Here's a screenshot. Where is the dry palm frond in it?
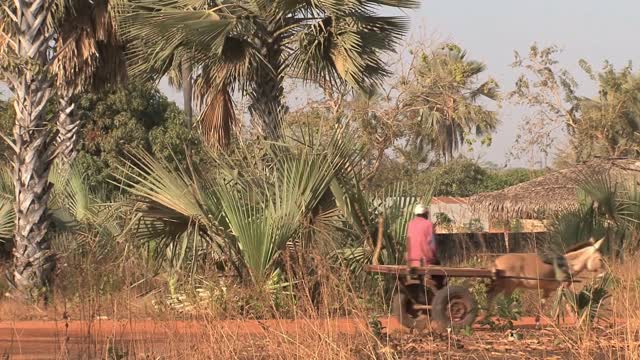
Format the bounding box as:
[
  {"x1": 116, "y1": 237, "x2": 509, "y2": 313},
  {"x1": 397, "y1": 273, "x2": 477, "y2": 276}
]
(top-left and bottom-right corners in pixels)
[
  {"x1": 53, "y1": 0, "x2": 127, "y2": 95},
  {"x1": 199, "y1": 88, "x2": 236, "y2": 151}
]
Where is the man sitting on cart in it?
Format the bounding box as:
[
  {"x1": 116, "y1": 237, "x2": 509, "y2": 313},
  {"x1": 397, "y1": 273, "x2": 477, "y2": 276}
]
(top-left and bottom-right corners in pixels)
[{"x1": 407, "y1": 204, "x2": 445, "y2": 288}]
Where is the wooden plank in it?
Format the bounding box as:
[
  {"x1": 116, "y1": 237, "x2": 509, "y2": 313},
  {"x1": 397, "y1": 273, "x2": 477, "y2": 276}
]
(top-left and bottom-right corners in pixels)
[
  {"x1": 364, "y1": 265, "x2": 582, "y2": 283},
  {"x1": 365, "y1": 265, "x2": 494, "y2": 278}
]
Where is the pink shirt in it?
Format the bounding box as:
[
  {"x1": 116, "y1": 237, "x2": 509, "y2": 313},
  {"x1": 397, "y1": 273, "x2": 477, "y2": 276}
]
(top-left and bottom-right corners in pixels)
[{"x1": 406, "y1": 217, "x2": 436, "y2": 267}]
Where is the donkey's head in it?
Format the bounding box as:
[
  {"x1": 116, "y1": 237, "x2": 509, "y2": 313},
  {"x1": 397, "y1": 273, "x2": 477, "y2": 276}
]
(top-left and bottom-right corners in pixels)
[{"x1": 563, "y1": 237, "x2": 605, "y2": 274}]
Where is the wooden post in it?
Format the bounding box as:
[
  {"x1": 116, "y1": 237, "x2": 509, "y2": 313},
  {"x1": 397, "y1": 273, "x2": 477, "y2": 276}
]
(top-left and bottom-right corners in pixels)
[
  {"x1": 372, "y1": 215, "x2": 384, "y2": 265},
  {"x1": 504, "y1": 232, "x2": 510, "y2": 253}
]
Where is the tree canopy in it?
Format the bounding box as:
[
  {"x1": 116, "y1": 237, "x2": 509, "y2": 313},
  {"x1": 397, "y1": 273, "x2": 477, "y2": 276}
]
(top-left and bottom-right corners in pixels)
[{"x1": 510, "y1": 44, "x2": 640, "y2": 163}]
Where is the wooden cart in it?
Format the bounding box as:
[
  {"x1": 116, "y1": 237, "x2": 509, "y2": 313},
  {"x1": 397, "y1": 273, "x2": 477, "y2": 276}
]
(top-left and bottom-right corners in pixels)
[
  {"x1": 365, "y1": 216, "x2": 575, "y2": 330},
  {"x1": 365, "y1": 264, "x2": 494, "y2": 329}
]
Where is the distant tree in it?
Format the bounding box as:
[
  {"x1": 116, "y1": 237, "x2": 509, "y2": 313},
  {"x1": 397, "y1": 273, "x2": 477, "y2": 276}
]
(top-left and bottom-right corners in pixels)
[
  {"x1": 287, "y1": 42, "x2": 502, "y2": 188},
  {"x1": 480, "y1": 168, "x2": 545, "y2": 193},
  {"x1": 424, "y1": 158, "x2": 488, "y2": 197},
  {"x1": 510, "y1": 43, "x2": 640, "y2": 163},
  {"x1": 403, "y1": 158, "x2": 544, "y2": 198},
  {"x1": 399, "y1": 44, "x2": 500, "y2": 162},
  {"x1": 574, "y1": 62, "x2": 640, "y2": 159},
  {"x1": 0, "y1": 84, "x2": 201, "y2": 197},
  {"x1": 74, "y1": 83, "x2": 204, "y2": 194},
  {"x1": 509, "y1": 44, "x2": 579, "y2": 163}
]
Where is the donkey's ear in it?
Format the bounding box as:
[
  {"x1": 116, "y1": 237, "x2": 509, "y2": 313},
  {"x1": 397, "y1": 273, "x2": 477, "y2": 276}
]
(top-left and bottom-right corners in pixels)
[{"x1": 593, "y1": 237, "x2": 605, "y2": 250}]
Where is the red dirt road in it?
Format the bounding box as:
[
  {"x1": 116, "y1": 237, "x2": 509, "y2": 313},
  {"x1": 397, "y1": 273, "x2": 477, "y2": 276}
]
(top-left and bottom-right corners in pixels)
[{"x1": 0, "y1": 316, "x2": 576, "y2": 359}]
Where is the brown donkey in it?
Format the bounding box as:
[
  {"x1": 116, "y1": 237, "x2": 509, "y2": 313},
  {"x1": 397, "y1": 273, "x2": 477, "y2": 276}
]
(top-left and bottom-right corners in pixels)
[{"x1": 485, "y1": 238, "x2": 605, "y2": 327}]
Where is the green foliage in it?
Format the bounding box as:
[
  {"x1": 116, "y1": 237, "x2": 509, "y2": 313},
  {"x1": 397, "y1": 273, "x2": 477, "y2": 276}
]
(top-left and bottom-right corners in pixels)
[
  {"x1": 481, "y1": 168, "x2": 545, "y2": 192},
  {"x1": 117, "y1": 126, "x2": 366, "y2": 287},
  {"x1": 421, "y1": 158, "x2": 488, "y2": 197},
  {"x1": 74, "y1": 83, "x2": 204, "y2": 196},
  {"x1": 0, "y1": 168, "x2": 13, "y2": 241},
  {"x1": 511, "y1": 43, "x2": 640, "y2": 162},
  {"x1": 495, "y1": 291, "x2": 523, "y2": 320},
  {"x1": 547, "y1": 172, "x2": 640, "y2": 256},
  {"x1": 0, "y1": 100, "x2": 11, "y2": 163},
  {"x1": 554, "y1": 273, "x2": 614, "y2": 328},
  {"x1": 399, "y1": 44, "x2": 500, "y2": 161},
  {"x1": 411, "y1": 158, "x2": 544, "y2": 197}
]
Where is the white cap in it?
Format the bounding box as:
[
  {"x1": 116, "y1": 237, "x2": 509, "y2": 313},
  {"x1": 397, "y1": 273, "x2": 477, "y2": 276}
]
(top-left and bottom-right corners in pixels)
[{"x1": 413, "y1": 203, "x2": 428, "y2": 215}]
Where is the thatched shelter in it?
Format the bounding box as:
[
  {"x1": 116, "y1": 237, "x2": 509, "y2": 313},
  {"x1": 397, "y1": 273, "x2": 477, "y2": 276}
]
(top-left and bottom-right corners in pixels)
[{"x1": 470, "y1": 158, "x2": 640, "y2": 219}]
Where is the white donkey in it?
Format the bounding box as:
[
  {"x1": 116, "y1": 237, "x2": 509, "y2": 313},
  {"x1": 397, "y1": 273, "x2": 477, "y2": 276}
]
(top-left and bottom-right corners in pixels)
[{"x1": 485, "y1": 238, "x2": 605, "y2": 327}]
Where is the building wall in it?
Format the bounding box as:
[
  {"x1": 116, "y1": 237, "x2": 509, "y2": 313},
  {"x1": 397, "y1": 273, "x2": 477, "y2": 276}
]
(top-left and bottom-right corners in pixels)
[{"x1": 430, "y1": 197, "x2": 547, "y2": 234}]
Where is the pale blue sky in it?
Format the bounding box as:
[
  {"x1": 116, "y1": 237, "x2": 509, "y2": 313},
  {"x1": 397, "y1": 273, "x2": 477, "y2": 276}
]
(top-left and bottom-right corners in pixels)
[{"x1": 405, "y1": 0, "x2": 640, "y2": 167}]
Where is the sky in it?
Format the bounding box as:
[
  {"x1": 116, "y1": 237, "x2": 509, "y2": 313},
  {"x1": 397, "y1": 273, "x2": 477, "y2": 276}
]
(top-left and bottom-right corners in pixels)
[
  {"x1": 403, "y1": 0, "x2": 640, "y2": 167},
  {"x1": 3, "y1": 0, "x2": 640, "y2": 167}
]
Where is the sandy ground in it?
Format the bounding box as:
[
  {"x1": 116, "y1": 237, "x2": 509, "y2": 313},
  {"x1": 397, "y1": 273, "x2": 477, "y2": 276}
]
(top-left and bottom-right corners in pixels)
[{"x1": 0, "y1": 316, "x2": 578, "y2": 359}]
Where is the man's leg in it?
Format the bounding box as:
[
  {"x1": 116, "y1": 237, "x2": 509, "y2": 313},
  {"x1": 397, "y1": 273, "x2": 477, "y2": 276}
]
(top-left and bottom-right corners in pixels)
[{"x1": 430, "y1": 258, "x2": 446, "y2": 289}]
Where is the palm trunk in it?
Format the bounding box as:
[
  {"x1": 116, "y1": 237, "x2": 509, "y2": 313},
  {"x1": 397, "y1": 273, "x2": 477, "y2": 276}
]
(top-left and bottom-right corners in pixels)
[
  {"x1": 4, "y1": 0, "x2": 57, "y2": 302},
  {"x1": 182, "y1": 58, "x2": 193, "y2": 128},
  {"x1": 56, "y1": 94, "x2": 79, "y2": 169},
  {"x1": 248, "y1": 33, "x2": 286, "y2": 140}
]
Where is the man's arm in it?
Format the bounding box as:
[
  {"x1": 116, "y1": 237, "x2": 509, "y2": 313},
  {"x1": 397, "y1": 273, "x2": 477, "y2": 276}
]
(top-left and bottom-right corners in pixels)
[{"x1": 429, "y1": 224, "x2": 436, "y2": 254}]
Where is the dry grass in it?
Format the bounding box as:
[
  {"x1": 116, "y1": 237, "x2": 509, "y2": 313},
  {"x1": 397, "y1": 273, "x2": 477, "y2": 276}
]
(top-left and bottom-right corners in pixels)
[{"x1": 1, "y1": 255, "x2": 640, "y2": 359}]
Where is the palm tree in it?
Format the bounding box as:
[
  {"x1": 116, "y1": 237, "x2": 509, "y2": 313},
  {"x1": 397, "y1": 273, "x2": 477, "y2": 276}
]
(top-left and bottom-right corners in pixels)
[
  {"x1": 116, "y1": 126, "x2": 363, "y2": 287},
  {"x1": 572, "y1": 63, "x2": 640, "y2": 160},
  {"x1": 53, "y1": 0, "x2": 127, "y2": 168},
  {"x1": 166, "y1": 55, "x2": 194, "y2": 128},
  {"x1": 0, "y1": 0, "x2": 59, "y2": 300},
  {"x1": 400, "y1": 44, "x2": 500, "y2": 162},
  {"x1": 117, "y1": 0, "x2": 418, "y2": 142}
]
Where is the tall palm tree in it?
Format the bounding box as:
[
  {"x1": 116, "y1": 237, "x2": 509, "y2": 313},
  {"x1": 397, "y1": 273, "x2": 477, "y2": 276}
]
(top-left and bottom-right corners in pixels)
[
  {"x1": 166, "y1": 56, "x2": 194, "y2": 128},
  {"x1": 0, "y1": 0, "x2": 60, "y2": 300},
  {"x1": 53, "y1": 0, "x2": 127, "y2": 168},
  {"x1": 117, "y1": 0, "x2": 418, "y2": 142},
  {"x1": 400, "y1": 44, "x2": 500, "y2": 162}
]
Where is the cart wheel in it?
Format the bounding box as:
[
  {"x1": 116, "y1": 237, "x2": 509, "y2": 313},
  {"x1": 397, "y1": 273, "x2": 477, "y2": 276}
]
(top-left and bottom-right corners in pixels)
[
  {"x1": 431, "y1": 285, "x2": 478, "y2": 329},
  {"x1": 392, "y1": 284, "x2": 432, "y2": 329}
]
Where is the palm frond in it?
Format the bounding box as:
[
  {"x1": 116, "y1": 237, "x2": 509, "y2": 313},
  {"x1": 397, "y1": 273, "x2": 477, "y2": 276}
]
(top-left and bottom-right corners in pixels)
[
  {"x1": 575, "y1": 171, "x2": 618, "y2": 221},
  {"x1": 0, "y1": 200, "x2": 14, "y2": 240},
  {"x1": 119, "y1": 2, "x2": 239, "y2": 79},
  {"x1": 115, "y1": 149, "x2": 206, "y2": 221},
  {"x1": 198, "y1": 87, "x2": 236, "y2": 150},
  {"x1": 0, "y1": 166, "x2": 14, "y2": 240},
  {"x1": 53, "y1": 0, "x2": 127, "y2": 94}
]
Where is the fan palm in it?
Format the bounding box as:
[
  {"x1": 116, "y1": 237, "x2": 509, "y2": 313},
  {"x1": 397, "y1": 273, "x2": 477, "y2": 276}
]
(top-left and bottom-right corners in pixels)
[
  {"x1": 0, "y1": 168, "x2": 14, "y2": 242},
  {"x1": 116, "y1": 126, "x2": 363, "y2": 286},
  {"x1": 117, "y1": 0, "x2": 418, "y2": 144},
  {"x1": 331, "y1": 182, "x2": 433, "y2": 271},
  {"x1": 547, "y1": 170, "x2": 640, "y2": 258},
  {"x1": 400, "y1": 44, "x2": 500, "y2": 161},
  {"x1": 52, "y1": 0, "x2": 127, "y2": 168}
]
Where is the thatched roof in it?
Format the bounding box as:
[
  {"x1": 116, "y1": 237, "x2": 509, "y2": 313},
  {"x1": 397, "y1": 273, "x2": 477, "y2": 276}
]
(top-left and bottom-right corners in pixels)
[{"x1": 470, "y1": 158, "x2": 640, "y2": 219}]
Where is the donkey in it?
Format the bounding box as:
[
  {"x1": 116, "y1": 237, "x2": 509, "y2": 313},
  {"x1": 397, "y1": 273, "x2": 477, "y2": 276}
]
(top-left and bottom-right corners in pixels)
[{"x1": 484, "y1": 238, "x2": 605, "y2": 327}]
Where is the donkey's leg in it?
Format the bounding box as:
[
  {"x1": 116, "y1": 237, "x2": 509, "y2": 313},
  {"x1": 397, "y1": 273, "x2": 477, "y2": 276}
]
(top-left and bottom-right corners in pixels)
[
  {"x1": 483, "y1": 279, "x2": 504, "y2": 322},
  {"x1": 535, "y1": 288, "x2": 553, "y2": 329}
]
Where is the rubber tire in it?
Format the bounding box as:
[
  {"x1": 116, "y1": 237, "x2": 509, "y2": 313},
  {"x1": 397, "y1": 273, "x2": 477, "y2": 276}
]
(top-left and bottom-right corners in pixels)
[
  {"x1": 431, "y1": 285, "x2": 478, "y2": 329},
  {"x1": 391, "y1": 283, "x2": 431, "y2": 329}
]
